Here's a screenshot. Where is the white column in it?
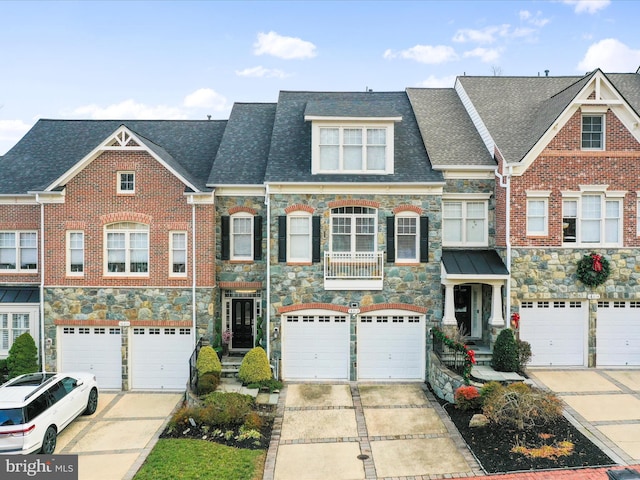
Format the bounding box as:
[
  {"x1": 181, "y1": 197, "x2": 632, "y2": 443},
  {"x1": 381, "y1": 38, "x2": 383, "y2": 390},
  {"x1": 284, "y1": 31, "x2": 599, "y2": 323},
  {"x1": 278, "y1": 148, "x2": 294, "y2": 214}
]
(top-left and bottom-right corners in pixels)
[
  {"x1": 489, "y1": 282, "x2": 505, "y2": 327},
  {"x1": 443, "y1": 283, "x2": 457, "y2": 326}
]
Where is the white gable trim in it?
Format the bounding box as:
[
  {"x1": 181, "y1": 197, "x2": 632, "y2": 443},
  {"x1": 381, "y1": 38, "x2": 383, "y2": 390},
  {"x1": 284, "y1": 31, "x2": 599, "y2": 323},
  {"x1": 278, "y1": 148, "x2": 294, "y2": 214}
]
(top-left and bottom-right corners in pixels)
[
  {"x1": 44, "y1": 125, "x2": 200, "y2": 192},
  {"x1": 455, "y1": 78, "x2": 495, "y2": 157},
  {"x1": 514, "y1": 70, "x2": 640, "y2": 175}
]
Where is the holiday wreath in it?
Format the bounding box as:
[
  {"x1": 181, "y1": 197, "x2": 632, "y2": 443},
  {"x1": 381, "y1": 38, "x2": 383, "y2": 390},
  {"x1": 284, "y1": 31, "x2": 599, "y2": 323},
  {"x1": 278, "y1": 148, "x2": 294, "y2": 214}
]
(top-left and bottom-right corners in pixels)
[{"x1": 576, "y1": 252, "x2": 610, "y2": 287}]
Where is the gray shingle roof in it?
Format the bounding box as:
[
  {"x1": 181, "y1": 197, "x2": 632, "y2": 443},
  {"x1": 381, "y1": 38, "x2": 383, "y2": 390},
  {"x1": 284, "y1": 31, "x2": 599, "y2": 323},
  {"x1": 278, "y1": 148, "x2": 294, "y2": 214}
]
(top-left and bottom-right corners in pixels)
[
  {"x1": 0, "y1": 119, "x2": 226, "y2": 194},
  {"x1": 207, "y1": 103, "x2": 276, "y2": 185},
  {"x1": 406, "y1": 88, "x2": 495, "y2": 168},
  {"x1": 264, "y1": 91, "x2": 443, "y2": 183}
]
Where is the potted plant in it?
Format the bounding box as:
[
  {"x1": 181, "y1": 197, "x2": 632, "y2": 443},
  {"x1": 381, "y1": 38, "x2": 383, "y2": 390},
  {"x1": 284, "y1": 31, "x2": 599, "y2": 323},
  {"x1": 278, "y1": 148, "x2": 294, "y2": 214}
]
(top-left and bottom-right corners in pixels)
[{"x1": 222, "y1": 329, "x2": 232, "y2": 356}]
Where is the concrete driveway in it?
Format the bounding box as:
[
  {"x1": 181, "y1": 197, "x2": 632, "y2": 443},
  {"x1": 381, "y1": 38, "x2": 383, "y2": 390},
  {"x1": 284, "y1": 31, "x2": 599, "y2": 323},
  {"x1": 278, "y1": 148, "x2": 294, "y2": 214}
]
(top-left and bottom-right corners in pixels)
[
  {"x1": 263, "y1": 383, "x2": 483, "y2": 480},
  {"x1": 530, "y1": 369, "x2": 640, "y2": 467},
  {"x1": 54, "y1": 391, "x2": 183, "y2": 480}
]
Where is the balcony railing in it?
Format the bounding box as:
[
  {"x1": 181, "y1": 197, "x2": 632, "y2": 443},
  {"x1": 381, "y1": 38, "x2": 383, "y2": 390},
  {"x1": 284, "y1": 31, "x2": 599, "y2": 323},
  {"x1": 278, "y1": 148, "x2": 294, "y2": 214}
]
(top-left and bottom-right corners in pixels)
[{"x1": 324, "y1": 251, "x2": 384, "y2": 290}]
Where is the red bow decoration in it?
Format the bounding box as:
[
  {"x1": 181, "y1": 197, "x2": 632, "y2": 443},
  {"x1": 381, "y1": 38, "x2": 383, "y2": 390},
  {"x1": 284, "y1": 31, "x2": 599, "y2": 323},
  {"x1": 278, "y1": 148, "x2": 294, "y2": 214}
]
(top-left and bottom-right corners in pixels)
[
  {"x1": 467, "y1": 349, "x2": 476, "y2": 364},
  {"x1": 511, "y1": 312, "x2": 520, "y2": 330},
  {"x1": 591, "y1": 253, "x2": 603, "y2": 272}
]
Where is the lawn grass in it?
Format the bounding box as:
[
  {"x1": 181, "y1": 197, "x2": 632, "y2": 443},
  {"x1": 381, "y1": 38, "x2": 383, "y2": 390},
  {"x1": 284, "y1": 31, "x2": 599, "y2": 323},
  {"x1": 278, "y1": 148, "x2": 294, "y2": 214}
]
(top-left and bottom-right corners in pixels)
[{"x1": 133, "y1": 438, "x2": 265, "y2": 480}]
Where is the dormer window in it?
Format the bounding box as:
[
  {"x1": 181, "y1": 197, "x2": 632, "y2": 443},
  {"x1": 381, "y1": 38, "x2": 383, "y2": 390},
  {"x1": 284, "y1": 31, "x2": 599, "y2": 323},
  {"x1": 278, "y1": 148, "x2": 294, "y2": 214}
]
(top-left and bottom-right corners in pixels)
[{"x1": 311, "y1": 122, "x2": 396, "y2": 174}]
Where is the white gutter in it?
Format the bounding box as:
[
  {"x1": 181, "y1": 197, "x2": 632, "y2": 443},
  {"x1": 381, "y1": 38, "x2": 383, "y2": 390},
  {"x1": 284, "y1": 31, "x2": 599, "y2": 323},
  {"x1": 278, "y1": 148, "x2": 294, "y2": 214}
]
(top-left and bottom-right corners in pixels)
[
  {"x1": 35, "y1": 195, "x2": 46, "y2": 372},
  {"x1": 265, "y1": 184, "x2": 271, "y2": 361},
  {"x1": 495, "y1": 162, "x2": 513, "y2": 324},
  {"x1": 188, "y1": 196, "x2": 197, "y2": 347}
]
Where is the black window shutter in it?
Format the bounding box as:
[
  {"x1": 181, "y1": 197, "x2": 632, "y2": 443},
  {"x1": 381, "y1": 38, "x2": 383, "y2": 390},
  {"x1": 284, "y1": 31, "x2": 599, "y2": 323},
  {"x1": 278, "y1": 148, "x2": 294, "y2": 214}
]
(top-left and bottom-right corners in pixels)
[
  {"x1": 386, "y1": 216, "x2": 395, "y2": 263},
  {"x1": 254, "y1": 216, "x2": 263, "y2": 260},
  {"x1": 278, "y1": 216, "x2": 287, "y2": 263},
  {"x1": 312, "y1": 216, "x2": 321, "y2": 263},
  {"x1": 420, "y1": 216, "x2": 429, "y2": 263},
  {"x1": 221, "y1": 216, "x2": 230, "y2": 260}
]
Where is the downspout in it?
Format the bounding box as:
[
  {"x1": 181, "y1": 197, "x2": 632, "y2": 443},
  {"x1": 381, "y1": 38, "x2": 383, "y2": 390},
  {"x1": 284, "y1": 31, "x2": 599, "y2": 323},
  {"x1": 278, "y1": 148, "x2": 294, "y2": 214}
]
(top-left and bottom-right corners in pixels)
[
  {"x1": 495, "y1": 163, "x2": 513, "y2": 323},
  {"x1": 264, "y1": 184, "x2": 271, "y2": 361},
  {"x1": 36, "y1": 195, "x2": 46, "y2": 372},
  {"x1": 188, "y1": 195, "x2": 197, "y2": 347}
]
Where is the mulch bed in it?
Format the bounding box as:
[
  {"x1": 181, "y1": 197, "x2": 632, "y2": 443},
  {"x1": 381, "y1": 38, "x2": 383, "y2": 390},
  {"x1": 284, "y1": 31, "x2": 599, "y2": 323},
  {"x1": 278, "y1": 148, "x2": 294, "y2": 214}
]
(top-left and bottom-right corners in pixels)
[{"x1": 443, "y1": 403, "x2": 616, "y2": 474}]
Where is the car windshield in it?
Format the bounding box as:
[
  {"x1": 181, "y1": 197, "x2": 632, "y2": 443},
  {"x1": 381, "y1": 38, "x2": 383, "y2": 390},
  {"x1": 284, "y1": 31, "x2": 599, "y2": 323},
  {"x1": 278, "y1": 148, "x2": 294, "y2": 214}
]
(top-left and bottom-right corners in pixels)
[{"x1": 0, "y1": 408, "x2": 24, "y2": 426}]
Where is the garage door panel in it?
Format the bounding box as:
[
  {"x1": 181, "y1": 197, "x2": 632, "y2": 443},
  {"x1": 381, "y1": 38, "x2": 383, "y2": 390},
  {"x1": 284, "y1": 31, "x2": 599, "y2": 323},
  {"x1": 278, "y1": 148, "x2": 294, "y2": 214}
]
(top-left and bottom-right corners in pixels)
[
  {"x1": 520, "y1": 301, "x2": 586, "y2": 367},
  {"x1": 60, "y1": 327, "x2": 122, "y2": 390},
  {"x1": 358, "y1": 316, "x2": 425, "y2": 381},
  {"x1": 282, "y1": 315, "x2": 349, "y2": 380},
  {"x1": 597, "y1": 301, "x2": 640, "y2": 366},
  {"x1": 131, "y1": 327, "x2": 193, "y2": 390}
]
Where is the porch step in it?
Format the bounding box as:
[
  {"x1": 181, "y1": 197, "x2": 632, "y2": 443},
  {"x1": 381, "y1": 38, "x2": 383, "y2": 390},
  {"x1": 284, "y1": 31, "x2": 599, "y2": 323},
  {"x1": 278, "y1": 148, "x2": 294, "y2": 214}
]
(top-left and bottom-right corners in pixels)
[{"x1": 220, "y1": 355, "x2": 243, "y2": 378}]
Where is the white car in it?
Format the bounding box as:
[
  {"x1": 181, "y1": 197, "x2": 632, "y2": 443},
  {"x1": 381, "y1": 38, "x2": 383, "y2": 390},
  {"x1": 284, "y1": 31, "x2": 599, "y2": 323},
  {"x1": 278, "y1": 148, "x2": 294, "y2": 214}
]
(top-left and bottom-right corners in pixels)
[{"x1": 0, "y1": 372, "x2": 98, "y2": 454}]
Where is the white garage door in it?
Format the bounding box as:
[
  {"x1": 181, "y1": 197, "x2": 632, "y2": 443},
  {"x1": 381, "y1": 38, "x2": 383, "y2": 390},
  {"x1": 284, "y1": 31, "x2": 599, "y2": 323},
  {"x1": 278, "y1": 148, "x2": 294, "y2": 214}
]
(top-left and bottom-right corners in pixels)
[
  {"x1": 131, "y1": 327, "x2": 193, "y2": 390},
  {"x1": 597, "y1": 301, "x2": 640, "y2": 366},
  {"x1": 59, "y1": 326, "x2": 122, "y2": 390},
  {"x1": 282, "y1": 313, "x2": 350, "y2": 381},
  {"x1": 519, "y1": 300, "x2": 586, "y2": 366},
  {"x1": 358, "y1": 314, "x2": 425, "y2": 380}
]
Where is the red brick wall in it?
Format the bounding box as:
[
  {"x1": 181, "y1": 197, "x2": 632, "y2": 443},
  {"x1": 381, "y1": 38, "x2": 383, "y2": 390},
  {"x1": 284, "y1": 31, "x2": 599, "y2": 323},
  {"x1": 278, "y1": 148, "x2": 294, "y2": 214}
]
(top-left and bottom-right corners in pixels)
[
  {"x1": 43, "y1": 150, "x2": 215, "y2": 286},
  {"x1": 511, "y1": 109, "x2": 640, "y2": 247},
  {"x1": 0, "y1": 204, "x2": 41, "y2": 283}
]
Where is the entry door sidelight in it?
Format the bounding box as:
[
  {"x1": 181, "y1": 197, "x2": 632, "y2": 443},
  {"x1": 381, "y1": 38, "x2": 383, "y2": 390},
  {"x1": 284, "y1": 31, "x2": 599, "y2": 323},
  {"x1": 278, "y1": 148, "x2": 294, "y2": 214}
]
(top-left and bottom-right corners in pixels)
[{"x1": 232, "y1": 299, "x2": 254, "y2": 349}]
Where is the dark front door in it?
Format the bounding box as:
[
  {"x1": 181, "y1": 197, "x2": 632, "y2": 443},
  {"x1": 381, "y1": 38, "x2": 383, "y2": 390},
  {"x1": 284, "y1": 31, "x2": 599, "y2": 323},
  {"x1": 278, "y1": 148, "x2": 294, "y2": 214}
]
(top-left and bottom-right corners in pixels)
[
  {"x1": 454, "y1": 285, "x2": 471, "y2": 336},
  {"x1": 232, "y1": 299, "x2": 254, "y2": 349}
]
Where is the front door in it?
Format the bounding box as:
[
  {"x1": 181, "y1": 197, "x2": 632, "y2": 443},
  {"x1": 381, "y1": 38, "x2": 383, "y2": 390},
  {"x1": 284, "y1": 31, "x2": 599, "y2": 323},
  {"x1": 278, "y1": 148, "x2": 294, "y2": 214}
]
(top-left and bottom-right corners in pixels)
[
  {"x1": 231, "y1": 299, "x2": 254, "y2": 349},
  {"x1": 454, "y1": 285, "x2": 471, "y2": 336}
]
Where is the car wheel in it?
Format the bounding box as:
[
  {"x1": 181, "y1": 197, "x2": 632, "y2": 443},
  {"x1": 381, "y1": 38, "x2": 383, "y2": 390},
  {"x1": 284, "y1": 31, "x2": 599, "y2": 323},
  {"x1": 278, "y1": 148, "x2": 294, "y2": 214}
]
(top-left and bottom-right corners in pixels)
[
  {"x1": 83, "y1": 388, "x2": 98, "y2": 415},
  {"x1": 40, "y1": 426, "x2": 57, "y2": 454}
]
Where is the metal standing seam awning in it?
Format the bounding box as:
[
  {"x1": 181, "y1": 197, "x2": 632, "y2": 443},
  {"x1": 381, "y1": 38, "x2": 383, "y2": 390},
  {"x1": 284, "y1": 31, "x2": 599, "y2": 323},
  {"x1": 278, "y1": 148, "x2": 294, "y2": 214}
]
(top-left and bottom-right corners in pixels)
[
  {"x1": 441, "y1": 250, "x2": 509, "y2": 280},
  {"x1": 0, "y1": 287, "x2": 40, "y2": 303}
]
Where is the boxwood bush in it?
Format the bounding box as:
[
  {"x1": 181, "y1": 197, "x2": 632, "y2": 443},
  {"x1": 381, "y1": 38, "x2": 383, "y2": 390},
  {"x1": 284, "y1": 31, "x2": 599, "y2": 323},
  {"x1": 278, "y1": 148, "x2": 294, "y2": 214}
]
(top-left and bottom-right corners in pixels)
[{"x1": 238, "y1": 347, "x2": 272, "y2": 385}]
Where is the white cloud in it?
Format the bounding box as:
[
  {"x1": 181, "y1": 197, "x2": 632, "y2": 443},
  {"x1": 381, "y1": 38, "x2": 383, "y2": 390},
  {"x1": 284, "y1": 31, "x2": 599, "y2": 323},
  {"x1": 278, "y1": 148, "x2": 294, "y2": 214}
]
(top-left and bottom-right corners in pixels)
[
  {"x1": 563, "y1": 0, "x2": 610, "y2": 14},
  {"x1": 235, "y1": 66, "x2": 289, "y2": 79},
  {"x1": 463, "y1": 47, "x2": 502, "y2": 63},
  {"x1": 452, "y1": 25, "x2": 510, "y2": 44},
  {"x1": 70, "y1": 100, "x2": 187, "y2": 119},
  {"x1": 183, "y1": 88, "x2": 228, "y2": 111},
  {"x1": 415, "y1": 75, "x2": 457, "y2": 88},
  {"x1": 520, "y1": 10, "x2": 550, "y2": 27},
  {"x1": 0, "y1": 119, "x2": 32, "y2": 155},
  {"x1": 253, "y1": 31, "x2": 316, "y2": 60},
  {"x1": 383, "y1": 45, "x2": 458, "y2": 64},
  {"x1": 577, "y1": 38, "x2": 640, "y2": 72}
]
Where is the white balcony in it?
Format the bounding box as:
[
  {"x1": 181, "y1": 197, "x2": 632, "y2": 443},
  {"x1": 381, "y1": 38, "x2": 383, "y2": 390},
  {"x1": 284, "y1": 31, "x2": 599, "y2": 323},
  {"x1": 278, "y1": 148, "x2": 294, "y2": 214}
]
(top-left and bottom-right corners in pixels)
[{"x1": 323, "y1": 251, "x2": 384, "y2": 291}]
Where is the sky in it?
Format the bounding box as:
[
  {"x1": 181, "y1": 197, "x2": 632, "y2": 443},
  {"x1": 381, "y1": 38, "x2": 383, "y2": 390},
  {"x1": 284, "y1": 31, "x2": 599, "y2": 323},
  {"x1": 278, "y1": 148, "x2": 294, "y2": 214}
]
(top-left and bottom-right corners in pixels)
[{"x1": 1, "y1": 0, "x2": 639, "y2": 155}]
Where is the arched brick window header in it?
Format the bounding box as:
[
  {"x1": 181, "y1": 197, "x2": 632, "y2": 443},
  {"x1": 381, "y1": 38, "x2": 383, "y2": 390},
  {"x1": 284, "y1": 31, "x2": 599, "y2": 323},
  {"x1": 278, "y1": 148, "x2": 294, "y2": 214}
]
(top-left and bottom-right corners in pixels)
[
  {"x1": 228, "y1": 206, "x2": 257, "y2": 216},
  {"x1": 284, "y1": 204, "x2": 315, "y2": 214},
  {"x1": 100, "y1": 212, "x2": 152, "y2": 225},
  {"x1": 327, "y1": 199, "x2": 381, "y2": 209},
  {"x1": 392, "y1": 205, "x2": 423, "y2": 215}
]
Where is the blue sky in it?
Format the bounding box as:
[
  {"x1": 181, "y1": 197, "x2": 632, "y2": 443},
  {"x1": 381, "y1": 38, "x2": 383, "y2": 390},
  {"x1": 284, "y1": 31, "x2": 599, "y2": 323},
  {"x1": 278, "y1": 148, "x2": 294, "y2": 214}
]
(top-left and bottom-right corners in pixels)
[{"x1": 1, "y1": 0, "x2": 639, "y2": 155}]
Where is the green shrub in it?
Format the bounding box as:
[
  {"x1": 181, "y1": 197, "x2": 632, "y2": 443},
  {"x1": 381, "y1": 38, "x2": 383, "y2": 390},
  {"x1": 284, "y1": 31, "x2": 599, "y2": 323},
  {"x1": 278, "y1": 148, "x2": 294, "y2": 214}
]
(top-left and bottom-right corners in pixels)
[
  {"x1": 479, "y1": 380, "x2": 502, "y2": 402},
  {"x1": 0, "y1": 358, "x2": 8, "y2": 382},
  {"x1": 242, "y1": 411, "x2": 264, "y2": 431},
  {"x1": 491, "y1": 328, "x2": 519, "y2": 372},
  {"x1": 246, "y1": 378, "x2": 283, "y2": 392},
  {"x1": 196, "y1": 346, "x2": 222, "y2": 377},
  {"x1": 482, "y1": 382, "x2": 562, "y2": 430},
  {"x1": 517, "y1": 339, "x2": 532, "y2": 373},
  {"x1": 238, "y1": 347, "x2": 272, "y2": 385},
  {"x1": 7, "y1": 333, "x2": 39, "y2": 379},
  {"x1": 197, "y1": 372, "x2": 220, "y2": 396},
  {"x1": 201, "y1": 392, "x2": 255, "y2": 427},
  {"x1": 454, "y1": 385, "x2": 481, "y2": 411}
]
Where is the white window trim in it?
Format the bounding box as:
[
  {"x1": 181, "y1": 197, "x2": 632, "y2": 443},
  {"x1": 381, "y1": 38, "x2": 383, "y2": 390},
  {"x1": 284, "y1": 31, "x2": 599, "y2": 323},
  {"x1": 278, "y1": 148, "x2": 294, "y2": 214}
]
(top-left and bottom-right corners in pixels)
[
  {"x1": 395, "y1": 212, "x2": 419, "y2": 263},
  {"x1": 287, "y1": 213, "x2": 312, "y2": 263},
  {"x1": 561, "y1": 189, "x2": 624, "y2": 246},
  {"x1": 442, "y1": 200, "x2": 489, "y2": 247},
  {"x1": 526, "y1": 191, "x2": 551, "y2": 237},
  {"x1": 637, "y1": 193, "x2": 640, "y2": 237},
  {"x1": 0, "y1": 231, "x2": 38, "y2": 272},
  {"x1": 311, "y1": 121, "x2": 395, "y2": 175},
  {"x1": 231, "y1": 213, "x2": 254, "y2": 261},
  {"x1": 169, "y1": 231, "x2": 188, "y2": 277},
  {"x1": 581, "y1": 113, "x2": 605, "y2": 151},
  {"x1": 0, "y1": 306, "x2": 39, "y2": 357},
  {"x1": 66, "y1": 230, "x2": 84, "y2": 276},
  {"x1": 103, "y1": 222, "x2": 149, "y2": 276},
  {"x1": 329, "y1": 207, "x2": 378, "y2": 253},
  {"x1": 117, "y1": 171, "x2": 136, "y2": 194}
]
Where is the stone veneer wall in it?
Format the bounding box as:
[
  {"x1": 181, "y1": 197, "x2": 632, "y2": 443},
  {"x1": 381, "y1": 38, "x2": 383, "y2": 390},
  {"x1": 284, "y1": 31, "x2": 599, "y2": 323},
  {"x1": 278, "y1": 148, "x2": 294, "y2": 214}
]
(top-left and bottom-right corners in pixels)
[
  {"x1": 43, "y1": 287, "x2": 214, "y2": 371},
  {"x1": 428, "y1": 351, "x2": 467, "y2": 403},
  {"x1": 509, "y1": 248, "x2": 640, "y2": 366}
]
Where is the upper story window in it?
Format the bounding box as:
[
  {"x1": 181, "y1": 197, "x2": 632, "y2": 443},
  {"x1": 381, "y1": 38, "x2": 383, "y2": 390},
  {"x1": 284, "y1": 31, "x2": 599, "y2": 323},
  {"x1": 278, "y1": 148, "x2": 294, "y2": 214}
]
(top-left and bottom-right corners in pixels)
[
  {"x1": 118, "y1": 171, "x2": 135, "y2": 194},
  {"x1": 0, "y1": 232, "x2": 37, "y2": 272},
  {"x1": 442, "y1": 200, "x2": 488, "y2": 247},
  {"x1": 526, "y1": 191, "x2": 551, "y2": 237},
  {"x1": 288, "y1": 214, "x2": 312, "y2": 262},
  {"x1": 312, "y1": 123, "x2": 395, "y2": 174},
  {"x1": 221, "y1": 214, "x2": 263, "y2": 262},
  {"x1": 395, "y1": 213, "x2": 419, "y2": 262},
  {"x1": 562, "y1": 188, "x2": 623, "y2": 246},
  {"x1": 105, "y1": 222, "x2": 149, "y2": 275},
  {"x1": 170, "y1": 232, "x2": 187, "y2": 276},
  {"x1": 67, "y1": 231, "x2": 84, "y2": 276},
  {"x1": 582, "y1": 115, "x2": 604, "y2": 150},
  {"x1": 330, "y1": 206, "x2": 377, "y2": 253}
]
